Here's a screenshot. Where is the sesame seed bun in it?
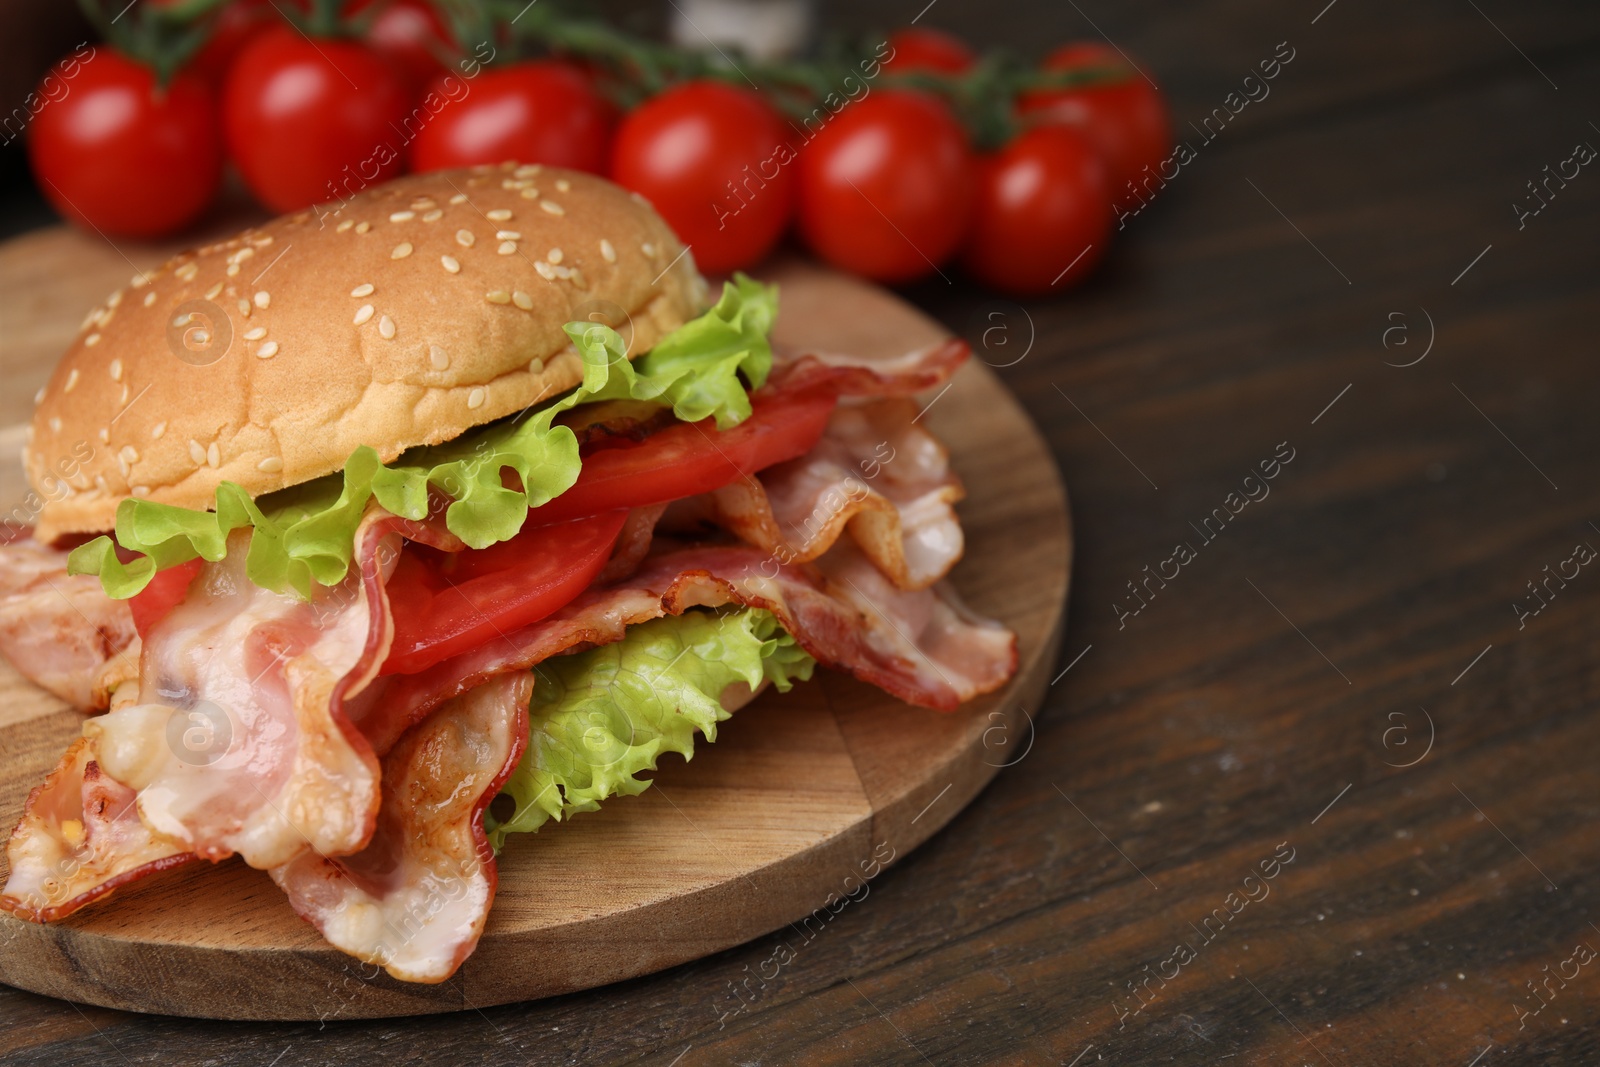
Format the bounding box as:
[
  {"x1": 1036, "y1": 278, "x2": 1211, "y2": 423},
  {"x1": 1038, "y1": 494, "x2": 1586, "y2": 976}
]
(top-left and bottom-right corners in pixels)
[{"x1": 25, "y1": 166, "x2": 707, "y2": 543}]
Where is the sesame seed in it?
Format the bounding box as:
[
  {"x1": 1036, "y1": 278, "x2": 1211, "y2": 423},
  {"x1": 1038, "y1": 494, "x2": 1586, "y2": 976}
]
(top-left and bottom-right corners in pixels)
[
  {"x1": 109, "y1": 359, "x2": 123, "y2": 381},
  {"x1": 378, "y1": 315, "x2": 396, "y2": 339},
  {"x1": 118, "y1": 457, "x2": 130, "y2": 478},
  {"x1": 390, "y1": 211, "x2": 415, "y2": 223},
  {"x1": 528, "y1": 356, "x2": 544, "y2": 374},
  {"x1": 422, "y1": 210, "x2": 443, "y2": 222},
  {"x1": 468, "y1": 387, "x2": 486, "y2": 409},
  {"x1": 65, "y1": 369, "x2": 79, "y2": 392},
  {"x1": 244, "y1": 326, "x2": 266, "y2": 340},
  {"x1": 337, "y1": 219, "x2": 354, "y2": 233},
  {"x1": 254, "y1": 291, "x2": 270, "y2": 309},
  {"x1": 351, "y1": 283, "x2": 375, "y2": 297},
  {"x1": 569, "y1": 268, "x2": 588, "y2": 290},
  {"x1": 429, "y1": 344, "x2": 450, "y2": 370},
  {"x1": 553, "y1": 264, "x2": 572, "y2": 279},
  {"x1": 131, "y1": 485, "x2": 150, "y2": 497},
  {"x1": 226, "y1": 263, "x2": 241, "y2": 277},
  {"x1": 496, "y1": 230, "x2": 521, "y2": 240},
  {"x1": 520, "y1": 187, "x2": 540, "y2": 199},
  {"x1": 257, "y1": 456, "x2": 284, "y2": 473},
  {"x1": 498, "y1": 241, "x2": 517, "y2": 255},
  {"x1": 98, "y1": 428, "x2": 110, "y2": 444},
  {"x1": 486, "y1": 209, "x2": 512, "y2": 221},
  {"x1": 85, "y1": 333, "x2": 101, "y2": 347},
  {"x1": 191, "y1": 330, "x2": 210, "y2": 345},
  {"x1": 188, "y1": 440, "x2": 207, "y2": 465},
  {"x1": 449, "y1": 193, "x2": 467, "y2": 204},
  {"x1": 204, "y1": 282, "x2": 223, "y2": 300},
  {"x1": 48, "y1": 416, "x2": 62, "y2": 433},
  {"x1": 238, "y1": 299, "x2": 252, "y2": 317},
  {"x1": 107, "y1": 290, "x2": 123, "y2": 308},
  {"x1": 176, "y1": 262, "x2": 198, "y2": 281},
  {"x1": 355, "y1": 221, "x2": 372, "y2": 233},
  {"x1": 392, "y1": 242, "x2": 413, "y2": 260},
  {"x1": 535, "y1": 260, "x2": 557, "y2": 281},
  {"x1": 354, "y1": 304, "x2": 375, "y2": 325},
  {"x1": 256, "y1": 341, "x2": 279, "y2": 358},
  {"x1": 600, "y1": 239, "x2": 616, "y2": 263},
  {"x1": 231, "y1": 247, "x2": 255, "y2": 263},
  {"x1": 485, "y1": 290, "x2": 511, "y2": 304},
  {"x1": 441, "y1": 255, "x2": 460, "y2": 273},
  {"x1": 131, "y1": 273, "x2": 148, "y2": 288},
  {"x1": 540, "y1": 199, "x2": 565, "y2": 216},
  {"x1": 143, "y1": 292, "x2": 157, "y2": 307},
  {"x1": 120, "y1": 445, "x2": 139, "y2": 464},
  {"x1": 642, "y1": 242, "x2": 655, "y2": 256},
  {"x1": 254, "y1": 235, "x2": 274, "y2": 247},
  {"x1": 456, "y1": 229, "x2": 475, "y2": 247},
  {"x1": 119, "y1": 383, "x2": 130, "y2": 404},
  {"x1": 95, "y1": 474, "x2": 108, "y2": 491},
  {"x1": 512, "y1": 290, "x2": 534, "y2": 310},
  {"x1": 555, "y1": 179, "x2": 571, "y2": 193},
  {"x1": 151, "y1": 421, "x2": 166, "y2": 440},
  {"x1": 515, "y1": 164, "x2": 541, "y2": 178},
  {"x1": 547, "y1": 248, "x2": 563, "y2": 264},
  {"x1": 207, "y1": 442, "x2": 220, "y2": 468}
]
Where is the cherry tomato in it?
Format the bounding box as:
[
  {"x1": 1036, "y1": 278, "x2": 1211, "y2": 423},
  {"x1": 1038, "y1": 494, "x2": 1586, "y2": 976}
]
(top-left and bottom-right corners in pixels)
[
  {"x1": 795, "y1": 90, "x2": 973, "y2": 284},
  {"x1": 533, "y1": 384, "x2": 837, "y2": 524},
  {"x1": 349, "y1": 0, "x2": 452, "y2": 92},
  {"x1": 222, "y1": 26, "x2": 410, "y2": 213},
  {"x1": 28, "y1": 50, "x2": 223, "y2": 239},
  {"x1": 129, "y1": 558, "x2": 204, "y2": 639},
  {"x1": 382, "y1": 511, "x2": 628, "y2": 675},
  {"x1": 610, "y1": 80, "x2": 796, "y2": 275},
  {"x1": 410, "y1": 62, "x2": 613, "y2": 174},
  {"x1": 962, "y1": 125, "x2": 1111, "y2": 295},
  {"x1": 882, "y1": 28, "x2": 975, "y2": 75},
  {"x1": 1017, "y1": 42, "x2": 1170, "y2": 204}
]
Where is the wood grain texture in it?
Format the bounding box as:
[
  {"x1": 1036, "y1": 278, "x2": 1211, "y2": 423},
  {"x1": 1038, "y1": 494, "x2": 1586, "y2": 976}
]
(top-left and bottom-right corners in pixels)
[
  {"x1": 0, "y1": 260, "x2": 1069, "y2": 1021},
  {"x1": 4, "y1": 0, "x2": 1600, "y2": 1062}
]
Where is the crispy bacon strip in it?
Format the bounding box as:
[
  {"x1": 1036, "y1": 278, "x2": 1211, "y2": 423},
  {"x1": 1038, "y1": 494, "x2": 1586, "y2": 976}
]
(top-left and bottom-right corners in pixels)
[
  {"x1": 684, "y1": 398, "x2": 964, "y2": 590},
  {"x1": 271, "y1": 673, "x2": 531, "y2": 983},
  {"x1": 769, "y1": 337, "x2": 970, "y2": 397},
  {"x1": 365, "y1": 537, "x2": 1016, "y2": 751},
  {"x1": 0, "y1": 738, "x2": 194, "y2": 922},
  {"x1": 0, "y1": 535, "x2": 138, "y2": 710}
]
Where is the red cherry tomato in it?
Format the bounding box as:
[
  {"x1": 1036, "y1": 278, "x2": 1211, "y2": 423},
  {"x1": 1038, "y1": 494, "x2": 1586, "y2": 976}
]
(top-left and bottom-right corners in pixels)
[
  {"x1": 610, "y1": 80, "x2": 796, "y2": 275},
  {"x1": 882, "y1": 28, "x2": 975, "y2": 75},
  {"x1": 348, "y1": 0, "x2": 452, "y2": 92},
  {"x1": 1017, "y1": 42, "x2": 1170, "y2": 204},
  {"x1": 381, "y1": 510, "x2": 627, "y2": 675},
  {"x1": 532, "y1": 384, "x2": 836, "y2": 525},
  {"x1": 222, "y1": 26, "x2": 410, "y2": 213},
  {"x1": 129, "y1": 558, "x2": 205, "y2": 639},
  {"x1": 962, "y1": 125, "x2": 1111, "y2": 295},
  {"x1": 796, "y1": 90, "x2": 973, "y2": 284},
  {"x1": 28, "y1": 50, "x2": 223, "y2": 239},
  {"x1": 410, "y1": 62, "x2": 613, "y2": 174}
]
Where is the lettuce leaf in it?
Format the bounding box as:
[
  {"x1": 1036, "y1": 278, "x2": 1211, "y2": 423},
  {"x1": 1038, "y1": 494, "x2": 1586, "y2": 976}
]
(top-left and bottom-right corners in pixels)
[
  {"x1": 69, "y1": 276, "x2": 777, "y2": 599},
  {"x1": 486, "y1": 608, "x2": 815, "y2": 851}
]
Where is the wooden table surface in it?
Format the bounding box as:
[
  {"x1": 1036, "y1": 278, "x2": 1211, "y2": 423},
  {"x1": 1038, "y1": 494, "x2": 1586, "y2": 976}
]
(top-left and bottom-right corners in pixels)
[{"x1": 4, "y1": 0, "x2": 1600, "y2": 1063}]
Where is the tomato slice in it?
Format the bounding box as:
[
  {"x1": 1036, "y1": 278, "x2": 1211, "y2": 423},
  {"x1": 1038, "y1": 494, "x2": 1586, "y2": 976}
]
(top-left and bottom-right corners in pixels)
[
  {"x1": 533, "y1": 385, "x2": 837, "y2": 524},
  {"x1": 381, "y1": 510, "x2": 628, "y2": 676},
  {"x1": 129, "y1": 557, "x2": 204, "y2": 640}
]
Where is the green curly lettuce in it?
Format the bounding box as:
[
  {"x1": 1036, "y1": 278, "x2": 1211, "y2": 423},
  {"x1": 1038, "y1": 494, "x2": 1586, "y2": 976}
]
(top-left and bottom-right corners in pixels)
[
  {"x1": 486, "y1": 608, "x2": 815, "y2": 850},
  {"x1": 68, "y1": 275, "x2": 777, "y2": 599}
]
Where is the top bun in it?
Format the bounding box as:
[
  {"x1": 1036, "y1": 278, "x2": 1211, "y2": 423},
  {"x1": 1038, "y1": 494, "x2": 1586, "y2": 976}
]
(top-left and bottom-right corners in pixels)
[{"x1": 26, "y1": 166, "x2": 707, "y2": 542}]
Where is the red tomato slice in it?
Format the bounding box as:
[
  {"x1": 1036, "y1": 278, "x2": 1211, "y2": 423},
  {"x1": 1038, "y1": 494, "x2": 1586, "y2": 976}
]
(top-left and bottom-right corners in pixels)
[
  {"x1": 129, "y1": 557, "x2": 204, "y2": 640},
  {"x1": 533, "y1": 386, "x2": 837, "y2": 524},
  {"x1": 381, "y1": 510, "x2": 628, "y2": 676}
]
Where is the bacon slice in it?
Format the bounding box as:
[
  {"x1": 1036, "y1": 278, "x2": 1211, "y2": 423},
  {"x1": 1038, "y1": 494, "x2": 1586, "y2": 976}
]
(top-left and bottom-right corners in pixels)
[
  {"x1": 271, "y1": 672, "x2": 531, "y2": 983},
  {"x1": 366, "y1": 537, "x2": 1016, "y2": 750},
  {"x1": 0, "y1": 738, "x2": 194, "y2": 922},
  {"x1": 0, "y1": 535, "x2": 138, "y2": 710},
  {"x1": 684, "y1": 398, "x2": 964, "y2": 590},
  {"x1": 769, "y1": 337, "x2": 970, "y2": 398}
]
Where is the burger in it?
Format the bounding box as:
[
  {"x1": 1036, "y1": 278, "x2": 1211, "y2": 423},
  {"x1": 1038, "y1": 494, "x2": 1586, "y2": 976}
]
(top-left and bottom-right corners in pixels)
[{"x1": 0, "y1": 167, "x2": 1016, "y2": 983}]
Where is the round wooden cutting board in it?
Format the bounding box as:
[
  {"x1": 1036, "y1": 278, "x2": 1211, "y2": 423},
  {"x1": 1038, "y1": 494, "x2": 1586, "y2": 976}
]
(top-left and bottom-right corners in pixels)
[{"x1": 0, "y1": 246, "x2": 1071, "y2": 1020}]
